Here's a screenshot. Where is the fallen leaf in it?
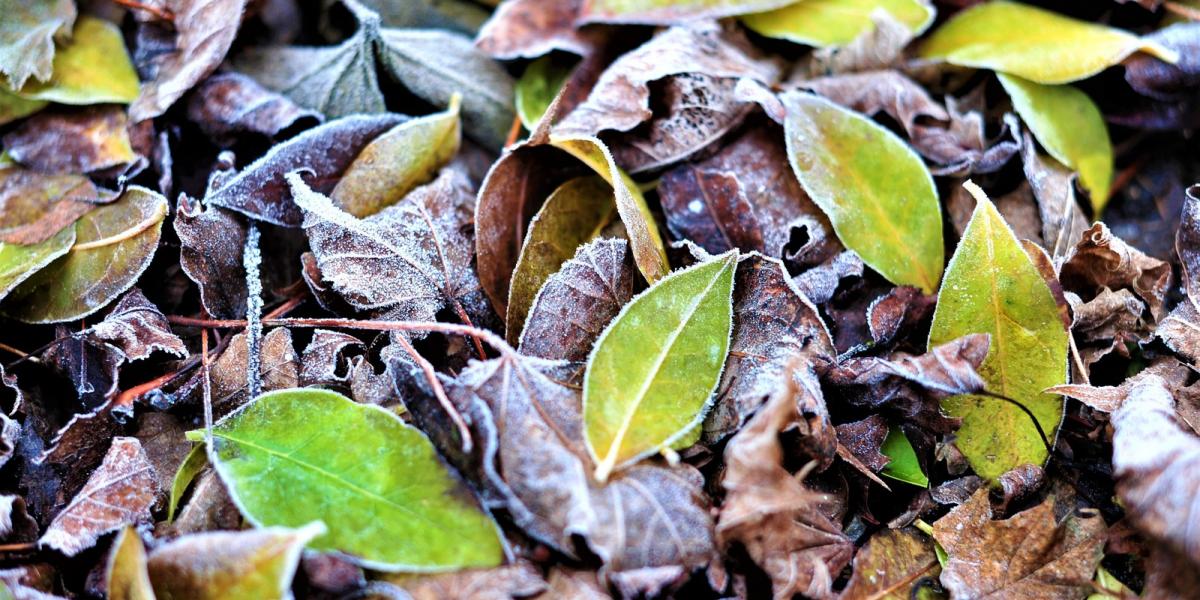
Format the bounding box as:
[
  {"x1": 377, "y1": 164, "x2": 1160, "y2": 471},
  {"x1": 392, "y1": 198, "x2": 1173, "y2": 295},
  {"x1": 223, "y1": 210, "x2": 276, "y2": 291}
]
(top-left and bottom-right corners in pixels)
[
  {"x1": 2, "y1": 106, "x2": 134, "y2": 175},
  {"x1": 166, "y1": 469, "x2": 241, "y2": 536},
  {"x1": 356, "y1": 0, "x2": 488, "y2": 33},
  {"x1": 804, "y1": 70, "x2": 948, "y2": 137},
  {"x1": 0, "y1": 226, "x2": 74, "y2": 302},
  {"x1": 185, "y1": 72, "x2": 322, "y2": 146},
  {"x1": 0, "y1": 495, "x2": 37, "y2": 543},
  {"x1": 475, "y1": 0, "x2": 591, "y2": 60},
  {"x1": 585, "y1": 251, "x2": 736, "y2": 480},
  {"x1": 514, "y1": 55, "x2": 576, "y2": 129},
  {"x1": 1021, "y1": 134, "x2": 1088, "y2": 261},
  {"x1": 1060, "y1": 222, "x2": 1171, "y2": 321},
  {"x1": 801, "y1": 10, "x2": 915, "y2": 75},
  {"x1": 0, "y1": 167, "x2": 98, "y2": 245},
  {"x1": 578, "y1": 0, "x2": 795, "y2": 24},
  {"x1": 174, "y1": 327, "x2": 299, "y2": 416},
  {"x1": 1179, "y1": 184, "x2": 1200, "y2": 303},
  {"x1": 840, "y1": 528, "x2": 939, "y2": 600},
  {"x1": 385, "y1": 561, "x2": 546, "y2": 599},
  {"x1": 837, "y1": 414, "x2": 889, "y2": 472},
  {"x1": 881, "y1": 424, "x2": 928, "y2": 486},
  {"x1": 866, "y1": 285, "x2": 936, "y2": 346},
  {"x1": 909, "y1": 95, "x2": 1020, "y2": 176},
  {"x1": 82, "y1": 289, "x2": 186, "y2": 363},
  {"x1": 167, "y1": 443, "x2": 205, "y2": 522},
  {"x1": 105, "y1": 527, "x2": 153, "y2": 600},
  {"x1": 0, "y1": 0, "x2": 74, "y2": 89},
  {"x1": 741, "y1": 0, "x2": 934, "y2": 48},
  {"x1": 14, "y1": 16, "x2": 139, "y2": 106},
  {"x1": 1124, "y1": 22, "x2": 1200, "y2": 101},
  {"x1": 299, "y1": 330, "x2": 366, "y2": 388},
  {"x1": 174, "y1": 194, "x2": 248, "y2": 319}
]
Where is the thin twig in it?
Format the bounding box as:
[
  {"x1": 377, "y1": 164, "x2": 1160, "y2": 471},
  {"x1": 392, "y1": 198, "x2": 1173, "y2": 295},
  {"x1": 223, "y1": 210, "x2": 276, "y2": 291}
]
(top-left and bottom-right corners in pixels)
[
  {"x1": 201, "y1": 310, "x2": 214, "y2": 447},
  {"x1": 110, "y1": 0, "x2": 175, "y2": 20},
  {"x1": 504, "y1": 114, "x2": 523, "y2": 148},
  {"x1": 1165, "y1": 0, "x2": 1200, "y2": 20},
  {"x1": 391, "y1": 334, "x2": 473, "y2": 453},
  {"x1": 451, "y1": 302, "x2": 488, "y2": 360},
  {"x1": 0, "y1": 343, "x2": 27, "y2": 359}
]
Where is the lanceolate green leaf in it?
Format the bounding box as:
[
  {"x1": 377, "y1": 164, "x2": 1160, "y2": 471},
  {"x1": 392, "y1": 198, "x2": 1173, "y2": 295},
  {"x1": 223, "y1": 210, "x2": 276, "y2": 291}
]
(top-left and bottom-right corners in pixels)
[
  {"x1": 997, "y1": 73, "x2": 1112, "y2": 213},
  {"x1": 5, "y1": 187, "x2": 168, "y2": 324},
  {"x1": 192, "y1": 388, "x2": 504, "y2": 571},
  {"x1": 15, "y1": 16, "x2": 139, "y2": 105},
  {"x1": 928, "y1": 182, "x2": 1067, "y2": 481},
  {"x1": 880, "y1": 425, "x2": 928, "y2": 487},
  {"x1": 0, "y1": 226, "x2": 74, "y2": 302},
  {"x1": 920, "y1": 1, "x2": 1177, "y2": 84},
  {"x1": 331, "y1": 94, "x2": 461, "y2": 218},
  {"x1": 742, "y1": 0, "x2": 935, "y2": 48},
  {"x1": 781, "y1": 91, "x2": 943, "y2": 293},
  {"x1": 515, "y1": 56, "x2": 573, "y2": 129},
  {"x1": 168, "y1": 443, "x2": 208, "y2": 523},
  {"x1": 585, "y1": 251, "x2": 737, "y2": 481},
  {"x1": 507, "y1": 176, "x2": 617, "y2": 344}
]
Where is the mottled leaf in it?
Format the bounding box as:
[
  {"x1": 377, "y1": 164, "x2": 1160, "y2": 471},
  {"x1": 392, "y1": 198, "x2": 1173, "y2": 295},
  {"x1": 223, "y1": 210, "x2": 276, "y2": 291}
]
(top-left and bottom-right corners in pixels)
[
  {"x1": 2, "y1": 106, "x2": 135, "y2": 175},
  {"x1": 0, "y1": 0, "x2": 74, "y2": 89},
  {"x1": 880, "y1": 424, "x2": 928, "y2": 487},
  {"x1": 841, "y1": 528, "x2": 939, "y2": 600},
  {"x1": 742, "y1": 0, "x2": 934, "y2": 48},
  {"x1": 929, "y1": 183, "x2": 1067, "y2": 481},
  {"x1": 15, "y1": 16, "x2": 139, "y2": 105},
  {"x1": 105, "y1": 527, "x2": 153, "y2": 600},
  {"x1": 185, "y1": 72, "x2": 321, "y2": 146},
  {"x1": 781, "y1": 90, "x2": 943, "y2": 292},
  {"x1": 579, "y1": 0, "x2": 796, "y2": 24}
]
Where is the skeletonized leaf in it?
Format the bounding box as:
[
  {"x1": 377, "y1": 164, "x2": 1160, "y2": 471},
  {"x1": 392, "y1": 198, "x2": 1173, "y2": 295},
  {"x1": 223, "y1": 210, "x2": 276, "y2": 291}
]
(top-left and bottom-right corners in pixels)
[
  {"x1": 998, "y1": 74, "x2": 1112, "y2": 212},
  {"x1": 194, "y1": 389, "x2": 504, "y2": 570},
  {"x1": 742, "y1": 0, "x2": 934, "y2": 48},
  {"x1": 105, "y1": 527, "x2": 153, "y2": 600},
  {"x1": 928, "y1": 183, "x2": 1067, "y2": 481},
  {"x1": 781, "y1": 90, "x2": 943, "y2": 293},
  {"x1": 920, "y1": 1, "x2": 1177, "y2": 84},
  {"x1": 585, "y1": 252, "x2": 737, "y2": 480},
  {"x1": 0, "y1": 227, "x2": 73, "y2": 302},
  {"x1": 0, "y1": 0, "x2": 75, "y2": 89},
  {"x1": 14, "y1": 16, "x2": 139, "y2": 105},
  {"x1": 579, "y1": 0, "x2": 797, "y2": 24},
  {"x1": 5, "y1": 187, "x2": 168, "y2": 324}
]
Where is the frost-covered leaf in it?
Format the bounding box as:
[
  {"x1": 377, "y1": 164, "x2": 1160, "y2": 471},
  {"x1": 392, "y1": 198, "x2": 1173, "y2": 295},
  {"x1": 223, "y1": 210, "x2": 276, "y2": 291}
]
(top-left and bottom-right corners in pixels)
[
  {"x1": 585, "y1": 252, "x2": 736, "y2": 480},
  {"x1": 299, "y1": 330, "x2": 366, "y2": 387},
  {"x1": 742, "y1": 0, "x2": 934, "y2": 48},
  {"x1": 14, "y1": 16, "x2": 139, "y2": 106},
  {"x1": 105, "y1": 527, "x2": 153, "y2": 600},
  {"x1": 0, "y1": 168, "x2": 97, "y2": 245},
  {"x1": 1020, "y1": 135, "x2": 1088, "y2": 261},
  {"x1": 920, "y1": 1, "x2": 1177, "y2": 84},
  {"x1": 475, "y1": 0, "x2": 591, "y2": 60},
  {"x1": 929, "y1": 183, "x2": 1067, "y2": 481},
  {"x1": 1125, "y1": 22, "x2": 1200, "y2": 101},
  {"x1": 5, "y1": 186, "x2": 168, "y2": 324},
  {"x1": 1061, "y1": 222, "x2": 1170, "y2": 321},
  {"x1": 383, "y1": 562, "x2": 546, "y2": 599},
  {"x1": 186, "y1": 72, "x2": 321, "y2": 146},
  {"x1": 0, "y1": 0, "x2": 74, "y2": 89},
  {"x1": 0, "y1": 227, "x2": 73, "y2": 303},
  {"x1": 195, "y1": 388, "x2": 504, "y2": 570},
  {"x1": 174, "y1": 194, "x2": 248, "y2": 319},
  {"x1": 781, "y1": 90, "x2": 943, "y2": 293},
  {"x1": 82, "y1": 288, "x2": 185, "y2": 363},
  {"x1": 2, "y1": 106, "x2": 135, "y2": 175},
  {"x1": 579, "y1": 0, "x2": 796, "y2": 24},
  {"x1": 840, "y1": 528, "x2": 938, "y2": 600}
]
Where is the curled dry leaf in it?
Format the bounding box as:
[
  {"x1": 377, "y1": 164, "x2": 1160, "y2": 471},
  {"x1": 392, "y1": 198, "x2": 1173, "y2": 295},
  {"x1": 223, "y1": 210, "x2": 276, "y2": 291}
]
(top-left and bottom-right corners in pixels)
[
  {"x1": 1021, "y1": 134, "x2": 1088, "y2": 262},
  {"x1": 1060, "y1": 222, "x2": 1171, "y2": 321},
  {"x1": 1125, "y1": 23, "x2": 1200, "y2": 101},
  {"x1": 185, "y1": 72, "x2": 321, "y2": 145},
  {"x1": 1177, "y1": 183, "x2": 1200, "y2": 303},
  {"x1": 82, "y1": 288, "x2": 186, "y2": 363},
  {"x1": 299, "y1": 329, "x2": 366, "y2": 387},
  {"x1": 910, "y1": 96, "x2": 1020, "y2": 176},
  {"x1": 2, "y1": 106, "x2": 135, "y2": 175},
  {"x1": 174, "y1": 194, "x2": 248, "y2": 319}
]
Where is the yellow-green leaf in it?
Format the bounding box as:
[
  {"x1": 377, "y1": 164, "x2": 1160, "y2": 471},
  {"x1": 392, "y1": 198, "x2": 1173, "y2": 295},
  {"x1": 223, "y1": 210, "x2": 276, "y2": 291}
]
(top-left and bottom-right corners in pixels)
[
  {"x1": 997, "y1": 73, "x2": 1112, "y2": 213},
  {"x1": 880, "y1": 424, "x2": 928, "y2": 487},
  {"x1": 106, "y1": 527, "x2": 154, "y2": 600},
  {"x1": 16, "y1": 16, "x2": 139, "y2": 105},
  {"x1": 920, "y1": 1, "x2": 1177, "y2": 84},
  {"x1": 0, "y1": 226, "x2": 73, "y2": 302},
  {"x1": 781, "y1": 90, "x2": 943, "y2": 293},
  {"x1": 742, "y1": 0, "x2": 935, "y2": 48},
  {"x1": 0, "y1": 88, "x2": 46, "y2": 125},
  {"x1": 167, "y1": 443, "x2": 207, "y2": 523},
  {"x1": 550, "y1": 134, "x2": 669, "y2": 284},
  {"x1": 928, "y1": 182, "x2": 1067, "y2": 481},
  {"x1": 515, "y1": 56, "x2": 573, "y2": 129},
  {"x1": 584, "y1": 251, "x2": 737, "y2": 481},
  {"x1": 506, "y1": 176, "x2": 617, "y2": 344},
  {"x1": 330, "y1": 94, "x2": 462, "y2": 218}
]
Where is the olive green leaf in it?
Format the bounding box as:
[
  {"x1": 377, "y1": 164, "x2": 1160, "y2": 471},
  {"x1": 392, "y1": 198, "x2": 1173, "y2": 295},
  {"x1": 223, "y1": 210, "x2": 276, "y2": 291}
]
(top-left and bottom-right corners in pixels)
[
  {"x1": 584, "y1": 251, "x2": 737, "y2": 481},
  {"x1": 330, "y1": 94, "x2": 461, "y2": 218},
  {"x1": 742, "y1": 0, "x2": 935, "y2": 48},
  {"x1": 190, "y1": 388, "x2": 504, "y2": 571},
  {"x1": 168, "y1": 443, "x2": 208, "y2": 523},
  {"x1": 515, "y1": 55, "x2": 573, "y2": 129},
  {"x1": 0, "y1": 89, "x2": 47, "y2": 125},
  {"x1": 920, "y1": 1, "x2": 1177, "y2": 85},
  {"x1": 15, "y1": 16, "x2": 139, "y2": 105},
  {"x1": 880, "y1": 425, "x2": 928, "y2": 487},
  {"x1": 0, "y1": 226, "x2": 74, "y2": 302},
  {"x1": 550, "y1": 134, "x2": 669, "y2": 285},
  {"x1": 0, "y1": 0, "x2": 75, "y2": 89},
  {"x1": 106, "y1": 527, "x2": 154, "y2": 600},
  {"x1": 997, "y1": 73, "x2": 1112, "y2": 213},
  {"x1": 781, "y1": 90, "x2": 943, "y2": 293},
  {"x1": 507, "y1": 176, "x2": 617, "y2": 344},
  {"x1": 928, "y1": 182, "x2": 1067, "y2": 481},
  {"x1": 5, "y1": 187, "x2": 168, "y2": 324},
  {"x1": 147, "y1": 523, "x2": 325, "y2": 600}
]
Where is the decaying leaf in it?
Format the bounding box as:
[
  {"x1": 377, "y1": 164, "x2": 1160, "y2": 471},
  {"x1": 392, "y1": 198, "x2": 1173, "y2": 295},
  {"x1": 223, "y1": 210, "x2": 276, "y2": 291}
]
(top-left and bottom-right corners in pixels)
[
  {"x1": 174, "y1": 194, "x2": 248, "y2": 319},
  {"x1": 475, "y1": 0, "x2": 591, "y2": 60},
  {"x1": 840, "y1": 528, "x2": 938, "y2": 600},
  {"x1": 384, "y1": 561, "x2": 546, "y2": 600},
  {"x1": 2, "y1": 106, "x2": 135, "y2": 175},
  {"x1": 81, "y1": 289, "x2": 186, "y2": 363}
]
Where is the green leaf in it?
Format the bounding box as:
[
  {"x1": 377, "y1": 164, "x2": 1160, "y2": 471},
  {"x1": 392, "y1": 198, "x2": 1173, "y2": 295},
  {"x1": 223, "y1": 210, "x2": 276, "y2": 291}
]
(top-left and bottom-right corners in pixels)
[
  {"x1": 0, "y1": 226, "x2": 74, "y2": 302},
  {"x1": 584, "y1": 251, "x2": 737, "y2": 481},
  {"x1": 330, "y1": 94, "x2": 461, "y2": 218},
  {"x1": 741, "y1": 0, "x2": 935, "y2": 48},
  {"x1": 928, "y1": 182, "x2": 1067, "y2": 481},
  {"x1": 919, "y1": 1, "x2": 1177, "y2": 84},
  {"x1": 192, "y1": 388, "x2": 504, "y2": 571},
  {"x1": 507, "y1": 176, "x2": 617, "y2": 344},
  {"x1": 15, "y1": 16, "x2": 139, "y2": 105},
  {"x1": 515, "y1": 56, "x2": 573, "y2": 129},
  {"x1": 5, "y1": 186, "x2": 168, "y2": 323},
  {"x1": 168, "y1": 443, "x2": 207, "y2": 523},
  {"x1": 997, "y1": 73, "x2": 1112, "y2": 213},
  {"x1": 0, "y1": 0, "x2": 74, "y2": 89},
  {"x1": 781, "y1": 90, "x2": 943, "y2": 293},
  {"x1": 106, "y1": 527, "x2": 154, "y2": 600},
  {"x1": 0, "y1": 88, "x2": 46, "y2": 125},
  {"x1": 550, "y1": 134, "x2": 669, "y2": 285},
  {"x1": 880, "y1": 425, "x2": 928, "y2": 487}
]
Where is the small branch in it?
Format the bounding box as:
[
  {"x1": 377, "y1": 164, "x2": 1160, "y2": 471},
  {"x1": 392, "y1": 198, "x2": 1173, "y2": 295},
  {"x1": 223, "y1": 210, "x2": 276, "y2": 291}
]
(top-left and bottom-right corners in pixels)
[
  {"x1": 391, "y1": 335, "x2": 473, "y2": 453},
  {"x1": 504, "y1": 114, "x2": 523, "y2": 148},
  {"x1": 0, "y1": 342, "x2": 27, "y2": 359},
  {"x1": 451, "y1": 301, "x2": 488, "y2": 360},
  {"x1": 1165, "y1": 0, "x2": 1200, "y2": 20},
  {"x1": 110, "y1": 0, "x2": 175, "y2": 21}
]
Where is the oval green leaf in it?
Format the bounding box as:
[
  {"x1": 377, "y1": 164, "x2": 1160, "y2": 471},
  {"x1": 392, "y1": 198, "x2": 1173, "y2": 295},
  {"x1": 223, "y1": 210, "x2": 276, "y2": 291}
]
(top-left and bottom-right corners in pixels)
[
  {"x1": 168, "y1": 443, "x2": 207, "y2": 523},
  {"x1": 193, "y1": 388, "x2": 504, "y2": 571},
  {"x1": 506, "y1": 175, "x2": 617, "y2": 344},
  {"x1": 928, "y1": 182, "x2": 1067, "y2": 482},
  {"x1": 584, "y1": 251, "x2": 737, "y2": 481},
  {"x1": 5, "y1": 186, "x2": 167, "y2": 323},
  {"x1": 0, "y1": 226, "x2": 74, "y2": 302},
  {"x1": 742, "y1": 0, "x2": 935, "y2": 48},
  {"x1": 515, "y1": 55, "x2": 574, "y2": 130},
  {"x1": 331, "y1": 94, "x2": 462, "y2": 218},
  {"x1": 997, "y1": 73, "x2": 1112, "y2": 213},
  {"x1": 920, "y1": 1, "x2": 1177, "y2": 84},
  {"x1": 880, "y1": 424, "x2": 928, "y2": 487},
  {"x1": 781, "y1": 90, "x2": 943, "y2": 293},
  {"x1": 16, "y1": 16, "x2": 139, "y2": 105}
]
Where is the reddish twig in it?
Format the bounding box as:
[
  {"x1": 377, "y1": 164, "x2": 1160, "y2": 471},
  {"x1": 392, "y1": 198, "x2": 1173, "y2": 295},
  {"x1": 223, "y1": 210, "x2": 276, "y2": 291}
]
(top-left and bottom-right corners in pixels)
[
  {"x1": 504, "y1": 114, "x2": 523, "y2": 148},
  {"x1": 1165, "y1": 1, "x2": 1200, "y2": 20},
  {"x1": 110, "y1": 0, "x2": 175, "y2": 21},
  {"x1": 390, "y1": 334, "x2": 473, "y2": 453}
]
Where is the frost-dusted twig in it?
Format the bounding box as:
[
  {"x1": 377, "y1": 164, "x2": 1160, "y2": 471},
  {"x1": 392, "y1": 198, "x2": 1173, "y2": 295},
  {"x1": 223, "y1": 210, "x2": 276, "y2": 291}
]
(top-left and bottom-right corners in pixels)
[
  {"x1": 201, "y1": 313, "x2": 214, "y2": 448},
  {"x1": 243, "y1": 225, "x2": 264, "y2": 400}
]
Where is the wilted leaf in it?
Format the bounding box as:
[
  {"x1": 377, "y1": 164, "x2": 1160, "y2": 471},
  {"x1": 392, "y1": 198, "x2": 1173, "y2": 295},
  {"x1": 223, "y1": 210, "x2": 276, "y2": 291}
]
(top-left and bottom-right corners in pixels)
[
  {"x1": 1060, "y1": 222, "x2": 1171, "y2": 322},
  {"x1": 910, "y1": 95, "x2": 1020, "y2": 176},
  {"x1": 0, "y1": 0, "x2": 74, "y2": 89},
  {"x1": 880, "y1": 424, "x2": 928, "y2": 487},
  {"x1": 998, "y1": 74, "x2": 1112, "y2": 211},
  {"x1": 331, "y1": 94, "x2": 461, "y2": 218},
  {"x1": 299, "y1": 329, "x2": 366, "y2": 387},
  {"x1": 840, "y1": 528, "x2": 938, "y2": 600},
  {"x1": 195, "y1": 388, "x2": 504, "y2": 570},
  {"x1": 920, "y1": 1, "x2": 1177, "y2": 84},
  {"x1": 1020, "y1": 135, "x2": 1088, "y2": 261},
  {"x1": 174, "y1": 195, "x2": 248, "y2": 319},
  {"x1": 932, "y1": 490, "x2": 1105, "y2": 598},
  {"x1": 781, "y1": 90, "x2": 943, "y2": 292},
  {"x1": 105, "y1": 527, "x2": 153, "y2": 600},
  {"x1": 82, "y1": 289, "x2": 186, "y2": 363},
  {"x1": 147, "y1": 523, "x2": 324, "y2": 599},
  {"x1": 805, "y1": 69, "x2": 947, "y2": 136},
  {"x1": 39, "y1": 437, "x2": 157, "y2": 557},
  {"x1": 15, "y1": 16, "x2": 139, "y2": 105},
  {"x1": 585, "y1": 252, "x2": 736, "y2": 480},
  {"x1": 185, "y1": 72, "x2": 321, "y2": 146},
  {"x1": 5, "y1": 186, "x2": 168, "y2": 324},
  {"x1": 515, "y1": 55, "x2": 574, "y2": 128},
  {"x1": 741, "y1": 0, "x2": 934, "y2": 48},
  {"x1": 2, "y1": 106, "x2": 135, "y2": 175},
  {"x1": 578, "y1": 0, "x2": 795, "y2": 24}
]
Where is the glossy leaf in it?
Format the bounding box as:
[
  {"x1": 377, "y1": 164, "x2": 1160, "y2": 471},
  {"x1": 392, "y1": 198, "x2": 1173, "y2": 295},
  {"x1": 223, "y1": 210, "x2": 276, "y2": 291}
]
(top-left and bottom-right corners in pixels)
[
  {"x1": 920, "y1": 1, "x2": 1177, "y2": 84},
  {"x1": 880, "y1": 424, "x2": 928, "y2": 487},
  {"x1": 330, "y1": 94, "x2": 461, "y2": 218},
  {"x1": 0, "y1": 0, "x2": 74, "y2": 89},
  {"x1": 584, "y1": 252, "x2": 737, "y2": 480},
  {"x1": 997, "y1": 73, "x2": 1112, "y2": 212},
  {"x1": 0, "y1": 226, "x2": 74, "y2": 302},
  {"x1": 507, "y1": 176, "x2": 617, "y2": 344},
  {"x1": 106, "y1": 527, "x2": 154, "y2": 600},
  {"x1": 781, "y1": 90, "x2": 943, "y2": 293},
  {"x1": 168, "y1": 443, "x2": 207, "y2": 522},
  {"x1": 514, "y1": 55, "x2": 573, "y2": 129},
  {"x1": 193, "y1": 388, "x2": 504, "y2": 570},
  {"x1": 15, "y1": 16, "x2": 139, "y2": 105},
  {"x1": 742, "y1": 0, "x2": 935, "y2": 48},
  {"x1": 5, "y1": 187, "x2": 168, "y2": 324},
  {"x1": 928, "y1": 182, "x2": 1067, "y2": 481}
]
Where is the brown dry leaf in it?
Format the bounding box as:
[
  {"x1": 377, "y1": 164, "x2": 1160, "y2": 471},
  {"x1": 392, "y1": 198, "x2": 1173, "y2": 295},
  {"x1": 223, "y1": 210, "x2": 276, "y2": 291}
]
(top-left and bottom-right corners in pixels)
[
  {"x1": 2, "y1": 106, "x2": 135, "y2": 174},
  {"x1": 579, "y1": 0, "x2": 795, "y2": 24},
  {"x1": 133, "y1": 412, "x2": 191, "y2": 502},
  {"x1": 82, "y1": 288, "x2": 186, "y2": 363},
  {"x1": 475, "y1": 0, "x2": 592, "y2": 60},
  {"x1": 867, "y1": 286, "x2": 936, "y2": 346},
  {"x1": 1021, "y1": 134, "x2": 1088, "y2": 262},
  {"x1": 386, "y1": 561, "x2": 546, "y2": 599},
  {"x1": 299, "y1": 329, "x2": 366, "y2": 388},
  {"x1": 932, "y1": 489, "x2": 1105, "y2": 599},
  {"x1": 840, "y1": 528, "x2": 939, "y2": 600},
  {"x1": 38, "y1": 437, "x2": 157, "y2": 557},
  {"x1": 1156, "y1": 300, "x2": 1200, "y2": 366},
  {"x1": 0, "y1": 168, "x2": 99, "y2": 245},
  {"x1": 1177, "y1": 184, "x2": 1200, "y2": 304},
  {"x1": 186, "y1": 72, "x2": 321, "y2": 146},
  {"x1": 1068, "y1": 287, "x2": 1149, "y2": 368},
  {"x1": 910, "y1": 97, "x2": 1019, "y2": 176},
  {"x1": 540, "y1": 568, "x2": 612, "y2": 599},
  {"x1": 1060, "y1": 222, "x2": 1171, "y2": 321},
  {"x1": 166, "y1": 469, "x2": 241, "y2": 536},
  {"x1": 174, "y1": 194, "x2": 248, "y2": 319},
  {"x1": 836, "y1": 414, "x2": 889, "y2": 473},
  {"x1": 804, "y1": 70, "x2": 948, "y2": 137},
  {"x1": 802, "y1": 11, "x2": 913, "y2": 75},
  {"x1": 175, "y1": 327, "x2": 298, "y2": 416}
]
